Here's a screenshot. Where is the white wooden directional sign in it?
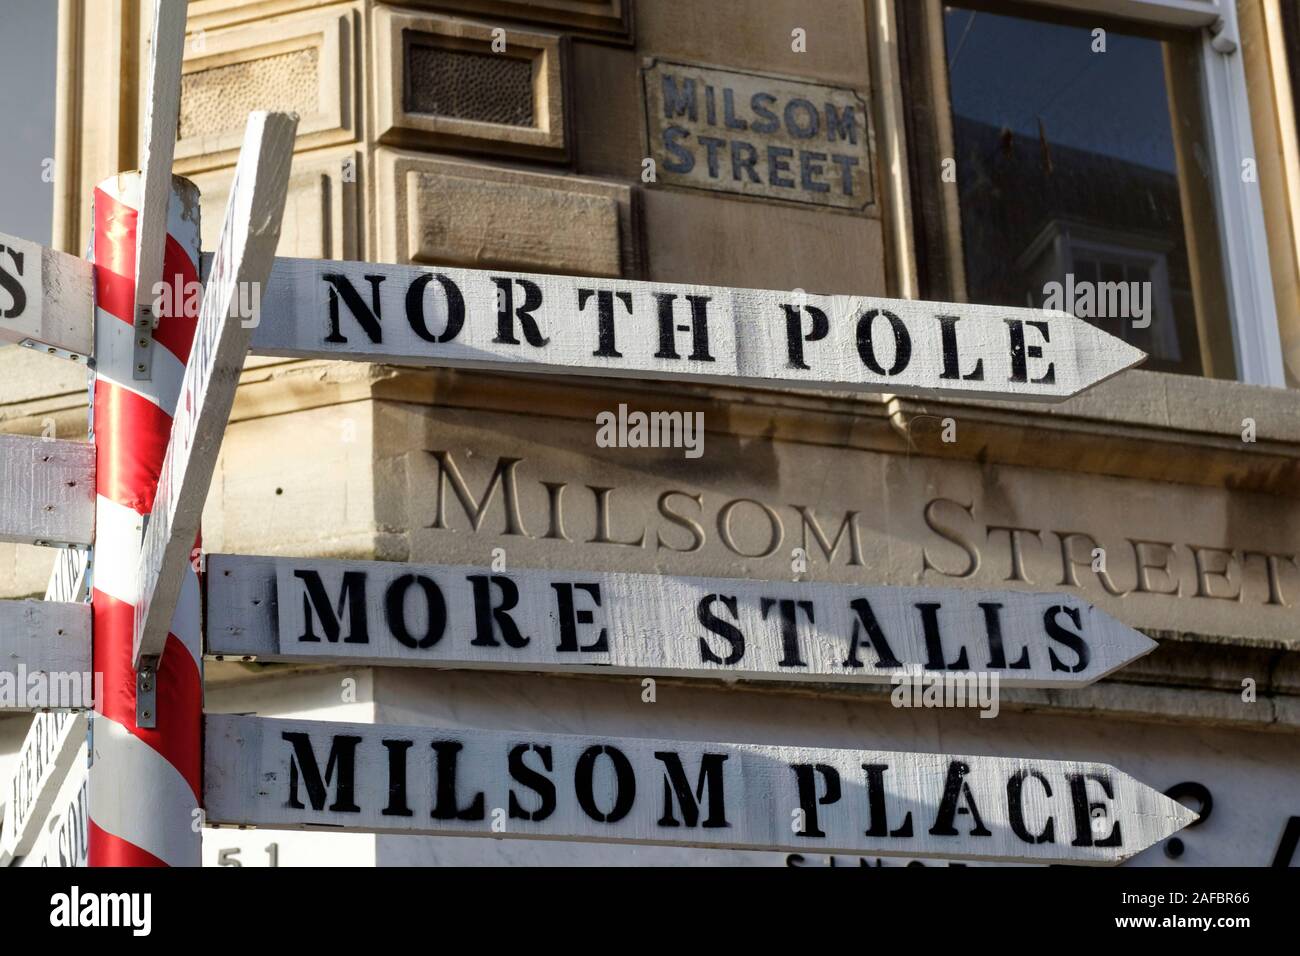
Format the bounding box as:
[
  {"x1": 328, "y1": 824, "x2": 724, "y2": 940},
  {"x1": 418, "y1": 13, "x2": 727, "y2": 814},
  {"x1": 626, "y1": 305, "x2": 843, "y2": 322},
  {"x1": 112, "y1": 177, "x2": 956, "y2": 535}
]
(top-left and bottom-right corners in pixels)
[
  {"x1": 0, "y1": 601, "x2": 93, "y2": 711},
  {"x1": 246, "y1": 257, "x2": 1146, "y2": 401},
  {"x1": 0, "y1": 434, "x2": 94, "y2": 548},
  {"x1": 133, "y1": 111, "x2": 299, "y2": 668},
  {"x1": 0, "y1": 711, "x2": 87, "y2": 860},
  {"x1": 0, "y1": 230, "x2": 93, "y2": 361},
  {"x1": 204, "y1": 714, "x2": 1197, "y2": 864},
  {"x1": 206, "y1": 554, "x2": 1155, "y2": 688},
  {"x1": 130, "y1": 0, "x2": 189, "y2": 380}
]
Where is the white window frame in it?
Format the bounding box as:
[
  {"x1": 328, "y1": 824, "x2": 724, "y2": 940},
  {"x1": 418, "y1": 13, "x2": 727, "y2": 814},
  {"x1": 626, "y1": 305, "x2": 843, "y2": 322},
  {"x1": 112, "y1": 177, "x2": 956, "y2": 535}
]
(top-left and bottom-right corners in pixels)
[{"x1": 1028, "y1": 0, "x2": 1287, "y2": 385}]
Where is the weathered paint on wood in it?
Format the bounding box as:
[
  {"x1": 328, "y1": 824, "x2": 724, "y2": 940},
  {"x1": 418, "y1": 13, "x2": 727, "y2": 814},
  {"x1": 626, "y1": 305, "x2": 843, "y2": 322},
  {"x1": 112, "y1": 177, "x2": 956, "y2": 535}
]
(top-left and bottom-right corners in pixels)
[
  {"x1": 131, "y1": 0, "x2": 190, "y2": 379},
  {"x1": 203, "y1": 714, "x2": 1197, "y2": 864},
  {"x1": 133, "y1": 111, "x2": 299, "y2": 668},
  {"x1": 0, "y1": 600, "x2": 93, "y2": 711},
  {"x1": 245, "y1": 256, "x2": 1147, "y2": 402},
  {"x1": 0, "y1": 231, "x2": 93, "y2": 360},
  {"x1": 0, "y1": 711, "x2": 86, "y2": 859},
  {"x1": 205, "y1": 554, "x2": 1156, "y2": 688},
  {"x1": 0, "y1": 435, "x2": 94, "y2": 548}
]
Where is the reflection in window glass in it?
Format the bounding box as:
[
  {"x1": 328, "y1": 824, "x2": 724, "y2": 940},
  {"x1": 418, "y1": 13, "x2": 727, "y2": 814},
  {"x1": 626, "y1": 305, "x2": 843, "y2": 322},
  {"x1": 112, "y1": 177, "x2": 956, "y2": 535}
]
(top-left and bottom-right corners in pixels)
[{"x1": 943, "y1": 5, "x2": 1232, "y2": 377}]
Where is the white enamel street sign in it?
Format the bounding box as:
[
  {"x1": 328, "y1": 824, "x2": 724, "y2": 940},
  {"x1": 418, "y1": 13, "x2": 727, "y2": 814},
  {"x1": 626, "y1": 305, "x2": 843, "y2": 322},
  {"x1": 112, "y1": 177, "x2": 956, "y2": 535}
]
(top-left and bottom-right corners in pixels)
[
  {"x1": 203, "y1": 714, "x2": 1196, "y2": 864},
  {"x1": 0, "y1": 601, "x2": 93, "y2": 711},
  {"x1": 245, "y1": 257, "x2": 1146, "y2": 402},
  {"x1": 0, "y1": 711, "x2": 87, "y2": 860},
  {"x1": 130, "y1": 0, "x2": 189, "y2": 380},
  {"x1": 0, "y1": 434, "x2": 94, "y2": 548},
  {"x1": 0, "y1": 230, "x2": 93, "y2": 361},
  {"x1": 205, "y1": 554, "x2": 1155, "y2": 688},
  {"x1": 133, "y1": 111, "x2": 299, "y2": 669}
]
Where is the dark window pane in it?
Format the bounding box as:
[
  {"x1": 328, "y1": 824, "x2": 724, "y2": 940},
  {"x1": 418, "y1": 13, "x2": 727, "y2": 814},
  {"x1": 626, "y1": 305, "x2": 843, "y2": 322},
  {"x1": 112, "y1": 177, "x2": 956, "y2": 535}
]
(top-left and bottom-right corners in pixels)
[{"x1": 942, "y1": 4, "x2": 1233, "y2": 376}]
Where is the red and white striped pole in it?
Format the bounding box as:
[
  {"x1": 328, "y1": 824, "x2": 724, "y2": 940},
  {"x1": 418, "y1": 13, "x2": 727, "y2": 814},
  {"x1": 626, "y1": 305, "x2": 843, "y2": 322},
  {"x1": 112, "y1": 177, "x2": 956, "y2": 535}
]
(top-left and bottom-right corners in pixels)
[{"x1": 88, "y1": 173, "x2": 204, "y2": 866}]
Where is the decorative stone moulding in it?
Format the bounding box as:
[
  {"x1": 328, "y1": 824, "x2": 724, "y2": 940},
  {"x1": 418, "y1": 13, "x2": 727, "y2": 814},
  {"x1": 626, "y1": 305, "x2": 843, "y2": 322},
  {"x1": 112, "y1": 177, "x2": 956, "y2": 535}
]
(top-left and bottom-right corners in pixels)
[
  {"x1": 375, "y1": 7, "x2": 568, "y2": 161},
  {"x1": 176, "y1": 9, "x2": 359, "y2": 173},
  {"x1": 375, "y1": 150, "x2": 639, "y2": 277},
  {"x1": 381, "y1": 0, "x2": 633, "y2": 44}
]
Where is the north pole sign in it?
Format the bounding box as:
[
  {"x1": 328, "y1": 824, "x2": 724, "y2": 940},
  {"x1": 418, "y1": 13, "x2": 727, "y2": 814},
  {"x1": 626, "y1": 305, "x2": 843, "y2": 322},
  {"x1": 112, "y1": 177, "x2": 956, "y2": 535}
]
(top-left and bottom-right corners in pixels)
[
  {"x1": 205, "y1": 554, "x2": 1155, "y2": 688},
  {"x1": 204, "y1": 715, "x2": 1196, "y2": 864},
  {"x1": 247, "y1": 257, "x2": 1146, "y2": 402}
]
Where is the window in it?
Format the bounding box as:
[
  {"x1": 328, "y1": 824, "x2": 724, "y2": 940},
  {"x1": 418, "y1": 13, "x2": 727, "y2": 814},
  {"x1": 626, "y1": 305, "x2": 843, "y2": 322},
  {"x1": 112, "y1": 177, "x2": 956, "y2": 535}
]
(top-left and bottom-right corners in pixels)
[{"x1": 897, "y1": 0, "x2": 1285, "y2": 383}]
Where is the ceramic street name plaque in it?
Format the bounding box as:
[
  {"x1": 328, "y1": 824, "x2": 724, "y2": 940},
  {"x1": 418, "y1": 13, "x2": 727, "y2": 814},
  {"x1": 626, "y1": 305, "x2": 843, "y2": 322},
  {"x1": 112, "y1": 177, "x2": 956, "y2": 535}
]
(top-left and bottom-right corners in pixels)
[{"x1": 642, "y1": 59, "x2": 873, "y2": 210}]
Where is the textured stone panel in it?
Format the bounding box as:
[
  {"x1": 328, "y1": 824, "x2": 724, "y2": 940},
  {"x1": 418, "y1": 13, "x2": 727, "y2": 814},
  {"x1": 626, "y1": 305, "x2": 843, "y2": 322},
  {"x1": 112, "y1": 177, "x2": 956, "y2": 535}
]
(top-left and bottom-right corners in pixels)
[
  {"x1": 406, "y1": 170, "x2": 618, "y2": 276},
  {"x1": 375, "y1": 7, "x2": 565, "y2": 159},
  {"x1": 180, "y1": 48, "x2": 320, "y2": 140},
  {"x1": 405, "y1": 43, "x2": 534, "y2": 127},
  {"x1": 376, "y1": 151, "x2": 637, "y2": 276}
]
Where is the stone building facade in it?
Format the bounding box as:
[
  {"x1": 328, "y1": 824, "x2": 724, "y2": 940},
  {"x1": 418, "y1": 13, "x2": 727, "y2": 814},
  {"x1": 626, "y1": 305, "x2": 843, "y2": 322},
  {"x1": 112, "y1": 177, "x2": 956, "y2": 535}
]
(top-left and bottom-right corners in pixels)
[{"x1": 2, "y1": 0, "x2": 1300, "y2": 865}]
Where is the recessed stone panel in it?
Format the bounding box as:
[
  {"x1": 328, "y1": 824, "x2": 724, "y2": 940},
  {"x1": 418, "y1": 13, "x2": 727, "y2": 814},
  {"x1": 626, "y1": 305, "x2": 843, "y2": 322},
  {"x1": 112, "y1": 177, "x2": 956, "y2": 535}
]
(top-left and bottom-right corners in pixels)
[
  {"x1": 375, "y1": 7, "x2": 566, "y2": 160},
  {"x1": 376, "y1": 150, "x2": 636, "y2": 276},
  {"x1": 176, "y1": 10, "x2": 359, "y2": 173}
]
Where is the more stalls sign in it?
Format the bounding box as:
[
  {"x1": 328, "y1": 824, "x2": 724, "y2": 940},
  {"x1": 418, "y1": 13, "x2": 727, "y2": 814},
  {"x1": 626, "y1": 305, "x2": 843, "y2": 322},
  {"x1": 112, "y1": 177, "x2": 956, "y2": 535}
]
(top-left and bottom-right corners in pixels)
[{"x1": 642, "y1": 60, "x2": 873, "y2": 211}]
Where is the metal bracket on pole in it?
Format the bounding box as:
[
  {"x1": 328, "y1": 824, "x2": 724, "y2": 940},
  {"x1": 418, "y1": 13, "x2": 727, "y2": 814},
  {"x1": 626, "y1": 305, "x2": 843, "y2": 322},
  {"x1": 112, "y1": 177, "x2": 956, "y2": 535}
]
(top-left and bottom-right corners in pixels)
[
  {"x1": 136, "y1": 657, "x2": 158, "y2": 728},
  {"x1": 133, "y1": 304, "x2": 155, "y2": 380},
  {"x1": 19, "y1": 337, "x2": 93, "y2": 367}
]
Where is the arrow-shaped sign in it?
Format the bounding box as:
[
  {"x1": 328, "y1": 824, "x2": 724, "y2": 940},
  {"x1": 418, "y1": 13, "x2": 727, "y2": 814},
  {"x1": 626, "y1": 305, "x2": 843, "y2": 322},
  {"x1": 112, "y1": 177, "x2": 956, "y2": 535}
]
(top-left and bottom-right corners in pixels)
[
  {"x1": 0, "y1": 434, "x2": 94, "y2": 548},
  {"x1": 133, "y1": 111, "x2": 299, "y2": 672},
  {"x1": 244, "y1": 257, "x2": 1146, "y2": 402},
  {"x1": 205, "y1": 553, "x2": 1155, "y2": 688},
  {"x1": 0, "y1": 231, "x2": 92, "y2": 362},
  {"x1": 204, "y1": 714, "x2": 1196, "y2": 864}
]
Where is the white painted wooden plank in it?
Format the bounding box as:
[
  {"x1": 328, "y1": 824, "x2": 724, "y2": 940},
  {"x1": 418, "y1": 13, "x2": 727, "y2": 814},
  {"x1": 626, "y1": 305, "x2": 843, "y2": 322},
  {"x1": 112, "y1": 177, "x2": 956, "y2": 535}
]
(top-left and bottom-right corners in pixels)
[
  {"x1": 0, "y1": 711, "x2": 87, "y2": 860},
  {"x1": 0, "y1": 601, "x2": 93, "y2": 711},
  {"x1": 0, "y1": 434, "x2": 94, "y2": 547},
  {"x1": 0, "y1": 230, "x2": 93, "y2": 360},
  {"x1": 134, "y1": 111, "x2": 300, "y2": 668},
  {"x1": 206, "y1": 554, "x2": 1155, "y2": 688},
  {"x1": 203, "y1": 714, "x2": 1197, "y2": 864},
  {"x1": 131, "y1": 0, "x2": 190, "y2": 378},
  {"x1": 244, "y1": 256, "x2": 1147, "y2": 402}
]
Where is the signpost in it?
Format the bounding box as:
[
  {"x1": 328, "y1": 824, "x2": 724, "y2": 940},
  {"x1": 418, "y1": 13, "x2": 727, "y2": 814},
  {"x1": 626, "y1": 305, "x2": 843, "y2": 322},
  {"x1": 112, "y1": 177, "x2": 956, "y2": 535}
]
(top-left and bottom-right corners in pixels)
[
  {"x1": 206, "y1": 553, "x2": 1155, "y2": 688},
  {"x1": 0, "y1": 434, "x2": 94, "y2": 548},
  {"x1": 246, "y1": 257, "x2": 1146, "y2": 402},
  {"x1": 0, "y1": 12, "x2": 1175, "y2": 870},
  {"x1": 0, "y1": 231, "x2": 94, "y2": 362},
  {"x1": 133, "y1": 111, "x2": 299, "y2": 671},
  {"x1": 204, "y1": 714, "x2": 1196, "y2": 864}
]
